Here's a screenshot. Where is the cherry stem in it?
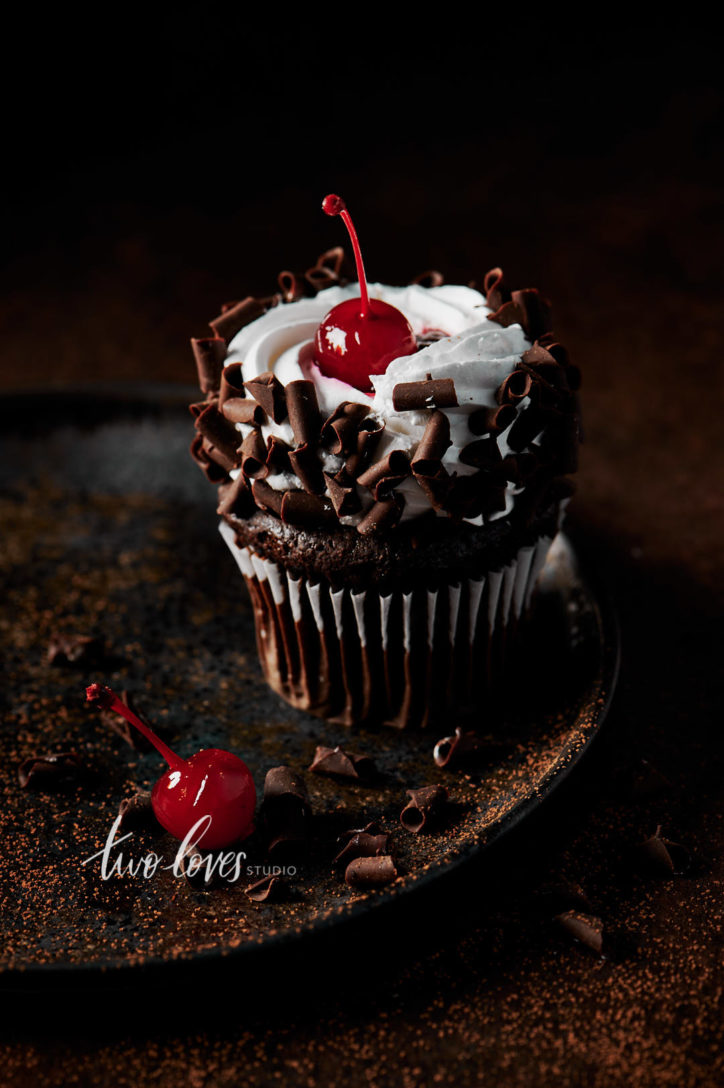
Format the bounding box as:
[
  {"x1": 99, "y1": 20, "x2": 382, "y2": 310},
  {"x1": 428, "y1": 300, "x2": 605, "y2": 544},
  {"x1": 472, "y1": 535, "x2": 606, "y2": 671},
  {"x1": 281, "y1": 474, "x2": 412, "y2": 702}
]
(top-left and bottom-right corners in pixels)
[
  {"x1": 85, "y1": 684, "x2": 185, "y2": 771},
  {"x1": 322, "y1": 194, "x2": 370, "y2": 319}
]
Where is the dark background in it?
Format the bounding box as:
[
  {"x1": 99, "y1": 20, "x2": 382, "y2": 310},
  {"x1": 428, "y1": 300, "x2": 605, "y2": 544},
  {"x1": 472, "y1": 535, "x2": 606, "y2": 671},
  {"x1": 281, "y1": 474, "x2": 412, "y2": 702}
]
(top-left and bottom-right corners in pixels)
[{"x1": 2, "y1": 14, "x2": 724, "y2": 1087}]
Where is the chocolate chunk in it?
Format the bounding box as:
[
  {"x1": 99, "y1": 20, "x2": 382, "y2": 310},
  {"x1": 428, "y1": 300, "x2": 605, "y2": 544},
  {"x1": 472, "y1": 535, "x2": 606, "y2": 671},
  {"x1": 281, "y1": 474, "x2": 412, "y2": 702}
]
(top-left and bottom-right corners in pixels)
[
  {"x1": 309, "y1": 744, "x2": 376, "y2": 781},
  {"x1": 100, "y1": 690, "x2": 154, "y2": 752},
  {"x1": 392, "y1": 378, "x2": 458, "y2": 411},
  {"x1": 400, "y1": 785, "x2": 448, "y2": 833},
  {"x1": 194, "y1": 403, "x2": 242, "y2": 467},
  {"x1": 47, "y1": 633, "x2": 104, "y2": 667},
  {"x1": 555, "y1": 910, "x2": 604, "y2": 956},
  {"x1": 334, "y1": 832, "x2": 390, "y2": 868},
  {"x1": 412, "y1": 411, "x2": 451, "y2": 469},
  {"x1": 243, "y1": 371, "x2": 287, "y2": 424},
  {"x1": 239, "y1": 429, "x2": 269, "y2": 479},
  {"x1": 251, "y1": 479, "x2": 284, "y2": 517},
  {"x1": 323, "y1": 469, "x2": 361, "y2": 518},
  {"x1": 210, "y1": 295, "x2": 277, "y2": 342},
  {"x1": 18, "y1": 751, "x2": 83, "y2": 790},
  {"x1": 117, "y1": 789, "x2": 154, "y2": 830},
  {"x1": 636, "y1": 826, "x2": 691, "y2": 875},
  {"x1": 191, "y1": 337, "x2": 226, "y2": 394},
  {"x1": 345, "y1": 855, "x2": 398, "y2": 889},
  {"x1": 357, "y1": 495, "x2": 405, "y2": 536},
  {"x1": 217, "y1": 474, "x2": 256, "y2": 519},
  {"x1": 280, "y1": 491, "x2": 335, "y2": 528},
  {"x1": 261, "y1": 766, "x2": 311, "y2": 858},
  {"x1": 245, "y1": 874, "x2": 286, "y2": 902},
  {"x1": 286, "y1": 381, "x2": 321, "y2": 446},
  {"x1": 433, "y1": 728, "x2": 482, "y2": 768}
]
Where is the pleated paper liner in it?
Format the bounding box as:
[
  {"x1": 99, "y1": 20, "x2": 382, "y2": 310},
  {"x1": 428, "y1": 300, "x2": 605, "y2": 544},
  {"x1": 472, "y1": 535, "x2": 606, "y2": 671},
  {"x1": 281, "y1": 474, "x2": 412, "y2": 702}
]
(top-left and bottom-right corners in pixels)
[{"x1": 219, "y1": 521, "x2": 554, "y2": 729}]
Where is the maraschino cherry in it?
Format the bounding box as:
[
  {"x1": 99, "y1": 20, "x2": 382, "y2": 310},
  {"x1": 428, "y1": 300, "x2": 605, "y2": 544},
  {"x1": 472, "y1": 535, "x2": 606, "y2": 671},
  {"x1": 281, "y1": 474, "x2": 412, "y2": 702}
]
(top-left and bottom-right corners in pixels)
[
  {"x1": 314, "y1": 194, "x2": 417, "y2": 393},
  {"x1": 85, "y1": 684, "x2": 256, "y2": 850}
]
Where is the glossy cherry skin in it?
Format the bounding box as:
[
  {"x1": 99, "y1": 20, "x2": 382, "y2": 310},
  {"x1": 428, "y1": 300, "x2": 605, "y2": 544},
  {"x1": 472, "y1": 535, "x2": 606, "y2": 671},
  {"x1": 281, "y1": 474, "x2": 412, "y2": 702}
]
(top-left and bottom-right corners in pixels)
[
  {"x1": 314, "y1": 297, "x2": 417, "y2": 393},
  {"x1": 151, "y1": 748, "x2": 256, "y2": 850}
]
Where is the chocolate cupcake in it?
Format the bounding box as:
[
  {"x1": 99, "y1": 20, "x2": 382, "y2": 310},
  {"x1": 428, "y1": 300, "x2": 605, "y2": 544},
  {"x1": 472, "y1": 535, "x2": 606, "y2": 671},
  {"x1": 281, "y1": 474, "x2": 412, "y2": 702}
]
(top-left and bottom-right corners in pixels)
[{"x1": 189, "y1": 198, "x2": 581, "y2": 728}]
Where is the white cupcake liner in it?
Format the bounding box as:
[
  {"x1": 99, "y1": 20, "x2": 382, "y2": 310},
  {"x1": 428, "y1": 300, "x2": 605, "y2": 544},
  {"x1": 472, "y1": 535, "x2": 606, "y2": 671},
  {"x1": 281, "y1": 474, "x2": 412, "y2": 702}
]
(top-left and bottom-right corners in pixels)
[{"x1": 219, "y1": 520, "x2": 554, "y2": 729}]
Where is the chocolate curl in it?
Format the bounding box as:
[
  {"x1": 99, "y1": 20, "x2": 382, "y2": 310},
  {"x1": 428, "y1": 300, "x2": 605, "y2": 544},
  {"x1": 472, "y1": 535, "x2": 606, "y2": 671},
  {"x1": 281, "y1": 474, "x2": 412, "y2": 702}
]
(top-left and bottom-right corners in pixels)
[
  {"x1": 188, "y1": 400, "x2": 210, "y2": 419},
  {"x1": 333, "y1": 832, "x2": 390, "y2": 868},
  {"x1": 555, "y1": 911, "x2": 604, "y2": 956},
  {"x1": 304, "y1": 246, "x2": 347, "y2": 292},
  {"x1": 357, "y1": 450, "x2": 411, "y2": 499},
  {"x1": 487, "y1": 288, "x2": 552, "y2": 341},
  {"x1": 411, "y1": 461, "x2": 451, "y2": 512},
  {"x1": 265, "y1": 434, "x2": 292, "y2": 474},
  {"x1": 195, "y1": 403, "x2": 242, "y2": 467},
  {"x1": 321, "y1": 402, "x2": 371, "y2": 455},
  {"x1": 459, "y1": 436, "x2": 502, "y2": 469},
  {"x1": 496, "y1": 369, "x2": 533, "y2": 405},
  {"x1": 357, "y1": 495, "x2": 405, "y2": 536},
  {"x1": 191, "y1": 337, "x2": 226, "y2": 394},
  {"x1": 323, "y1": 469, "x2": 361, "y2": 518},
  {"x1": 433, "y1": 728, "x2": 482, "y2": 768},
  {"x1": 189, "y1": 434, "x2": 229, "y2": 482},
  {"x1": 412, "y1": 410, "x2": 451, "y2": 469},
  {"x1": 217, "y1": 474, "x2": 255, "y2": 519},
  {"x1": 469, "y1": 404, "x2": 518, "y2": 436},
  {"x1": 506, "y1": 404, "x2": 547, "y2": 453},
  {"x1": 47, "y1": 632, "x2": 104, "y2": 667},
  {"x1": 251, "y1": 479, "x2": 283, "y2": 517},
  {"x1": 411, "y1": 270, "x2": 444, "y2": 288},
  {"x1": 501, "y1": 452, "x2": 539, "y2": 485},
  {"x1": 344, "y1": 855, "x2": 398, "y2": 889},
  {"x1": 286, "y1": 380, "x2": 321, "y2": 446},
  {"x1": 345, "y1": 416, "x2": 385, "y2": 478},
  {"x1": 261, "y1": 766, "x2": 311, "y2": 857},
  {"x1": 209, "y1": 295, "x2": 276, "y2": 342},
  {"x1": 278, "y1": 269, "x2": 307, "y2": 302},
  {"x1": 309, "y1": 744, "x2": 376, "y2": 781},
  {"x1": 239, "y1": 429, "x2": 269, "y2": 479},
  {"x1": 636, "y1": 826, "x2": 691, "y2": 875},
  {"x1": 392, "y1": 378, "x2": 458, "y2": 412},
  {"x1": 18, "y1": 752, "x2": 83, "y2": 790},
  {"x1": 400, "y1": 785, "x2": 448, "y2": 833},
  {"x1": 218, "y1": 361, "x2": 245, "y2": 410},
  {"x1": 223, "y1": 398, "x2": 266, "y2": 426},
  {"x1": 117, "y1": 789, "x2": 154, "y2": 830},
  {"x1": 483, "y1": 266, "x2": 510, "y2": 311},
  {"x1": 288, "y1": 443, "x2": 324, "y2": 495},
  {"x1": 280, "y1": 490, "x2": 335, "y2": 528},
  {"x1": 243, "y1": 371, "x2": 287, "y2": 424},
  {"x1": 245, "y1": 874, "x2": 286, "y2": 902}
]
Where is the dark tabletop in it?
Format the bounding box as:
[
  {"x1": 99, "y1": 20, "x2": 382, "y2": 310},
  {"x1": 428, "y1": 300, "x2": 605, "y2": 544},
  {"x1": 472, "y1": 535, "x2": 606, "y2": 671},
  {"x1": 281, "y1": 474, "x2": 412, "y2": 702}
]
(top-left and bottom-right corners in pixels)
[{"x1": 1, "y1": 16, "x2": 723, "y2": 1087}]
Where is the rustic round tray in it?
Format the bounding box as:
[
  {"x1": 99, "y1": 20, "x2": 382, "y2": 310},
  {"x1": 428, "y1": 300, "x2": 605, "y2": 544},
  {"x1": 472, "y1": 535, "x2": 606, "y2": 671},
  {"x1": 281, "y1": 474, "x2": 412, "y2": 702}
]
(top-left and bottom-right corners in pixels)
[{"x1": 0, "y1": 386, "x2": 618, "y2": 991}]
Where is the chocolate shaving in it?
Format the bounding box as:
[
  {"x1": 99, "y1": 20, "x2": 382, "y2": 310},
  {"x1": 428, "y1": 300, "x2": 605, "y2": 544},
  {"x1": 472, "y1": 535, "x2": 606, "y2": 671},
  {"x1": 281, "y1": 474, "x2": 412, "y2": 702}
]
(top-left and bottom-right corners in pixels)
[
  {"x1": 265, "y1": 434, "x2": 292, "y2": 474},
  {"x1": 47, "y1": 633, "x2": 104, "y2": 667},
  {"x1": 100, "y1": 690, "x2": 154, "y2": 752},
  {"x1": 251, "y1": 479, "x2": 284, "y2": 517},
  {"x1": 191, "y1": 337, "x2": 226, "y2": 394},
  {"x1": 309, "y1": 744, "x2": 376, "y2": 781},
  {"x1": 411, "y1": 270, "x2": 444, "y2": 288},
  {"x1": 496, "y1": 369, "x2": 533, "y2": 404},
  {"x1": 458, "y1": 435, "x2": 502, "y2": 469},
  {"x1": 411, "y1": 411, "x2": 451, "y2": 469},
  {"x1": 189, "y1": 434, "x2": 230, "y2": 483},
  {"x1": 288, "y1": 443, "x2": 324, "y2": 495},
  {"x1": 336, "y1": 821, "x2": 382, "y2": 844},
  {"x1": 304, "y1": 246, "x2": 348, "y2": 292},
  {"x1": 506, "y1": 404, "x2": 547, "y2": 453},
  {"x1": 555, "y1": 911, "x2": 604, "y2": 956},
  {"x1": 400, "y1": 785, "x2": 448, "y2": 833},
  {"x1": 345, "y1": 416, "x2": 385, "y2": 478},
  {"x1": 469, "y1": 404, "x2": 517, "y2": 437},
  {"x1": 218, "y1": 362, "x2": 246, "y2": 412},
  {"x1": 535, "y1": 881, "x2": 594, "y2": 917},
  {"x1": 323, "y1": 469, "x2": 361, "y2": 518},
  {"x1": 217, "y1": 474, "x2": 256, "y2": 519},
  {"x1": 483, "y1": 267, "x2": 509, "y2": 311},
  {"x1": 243, "y1": 371, "x2": 287, "y2": 424},
  {"x1": 117, "y1": 789, "x2": 154, "y2": 830},
  {"x1": 194, "y1": 403, "x2": 242, "y2": 467},
  {"x1": 411, "y1": 461, "x2": 451, "y2": 513},
  {"x1": 18, "y1": 751, "x2": 83, "y2": 790},
  {"x1": 357, "y1": 495, "x2": 405, "y2": 536},
  {"x1": 261, "y1": 766, "x2": 311, "y2": 858},
  {"x1": 487, "y1": 288, "x2": 552, "y2": 341},
  {"x1": 278, "y1": 269, "x2": 307, "y2": 302},
  {"x1": 333, "y1": 831, "x2": 389, "y2": 868},
  {"x1": 239, "y1": 429, "x2": 269, "y2": 479},
  {"x1": 209, "y1": 295, "x2": 277, "y2": 342},
  {"x1": 392, "y1": 378, "x2": 458, "y2": 412},
  {"x1": 280, "y1": 491, "x2": 335, "y2": 528},
  {"x1": 433, "y1": 728, "x2": 482, "y2": 768},
  {"x1": 245, "y1": 874, "x2": 286, "y2": 903},
  {"x1": 357, "y1": 450, "x2": 411, "y2": 499},
  {"x1": 286, "y1": 381, "x2": 321, "y2": 446},
  {"x1": 222, "y1": 399, "x2": 265, "y2": 426},
  {"x1": 636, "y1": 826, "x2": 691, "y2": 875},
  {"x1": 321, "y1": 402, "x2": 371, "y2": 455},
  {"x1": 344, "y1": 855, "x2": 398, "y2": 889}
]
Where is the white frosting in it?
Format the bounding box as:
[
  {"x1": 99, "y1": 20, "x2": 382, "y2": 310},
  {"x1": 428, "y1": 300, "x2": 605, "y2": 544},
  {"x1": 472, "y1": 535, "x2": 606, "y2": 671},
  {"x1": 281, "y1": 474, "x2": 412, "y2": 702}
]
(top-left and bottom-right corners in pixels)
[{"x1": 224, "y1": 282, "x2": 533, "y2": 525}]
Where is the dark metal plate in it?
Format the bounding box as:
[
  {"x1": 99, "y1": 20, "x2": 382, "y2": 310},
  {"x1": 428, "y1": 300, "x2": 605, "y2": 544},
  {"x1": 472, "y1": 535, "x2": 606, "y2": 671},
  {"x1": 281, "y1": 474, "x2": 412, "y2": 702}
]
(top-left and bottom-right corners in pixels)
[{"x1": 0, "y1": 386, "x2": 618, "y2": 988}]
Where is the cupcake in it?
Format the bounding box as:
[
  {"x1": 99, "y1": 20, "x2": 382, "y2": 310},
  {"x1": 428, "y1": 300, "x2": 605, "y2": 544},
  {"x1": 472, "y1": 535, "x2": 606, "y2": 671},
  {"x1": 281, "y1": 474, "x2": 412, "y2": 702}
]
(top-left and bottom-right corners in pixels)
[{"x1": 189, "y1": 196, "x2": 581, "y2": 728}]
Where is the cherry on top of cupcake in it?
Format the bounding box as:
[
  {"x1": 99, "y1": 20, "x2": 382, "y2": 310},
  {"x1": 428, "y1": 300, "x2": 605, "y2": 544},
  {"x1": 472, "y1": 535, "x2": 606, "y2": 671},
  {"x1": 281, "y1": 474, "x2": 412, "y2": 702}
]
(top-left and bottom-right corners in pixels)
[{"x1": 313, "y1": 194, "x2": 418, "y2": 393}]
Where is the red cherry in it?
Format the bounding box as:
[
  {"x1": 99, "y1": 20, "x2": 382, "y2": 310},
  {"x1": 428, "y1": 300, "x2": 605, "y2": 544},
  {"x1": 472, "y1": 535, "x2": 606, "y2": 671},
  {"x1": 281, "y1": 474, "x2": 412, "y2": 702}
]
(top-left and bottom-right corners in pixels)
[
  {"x1": 314, "y1": 194, "x2": 417, "y2": 393},
  {"x1": 85, "y1": 684, "x2": 256, "y2": 849}
]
